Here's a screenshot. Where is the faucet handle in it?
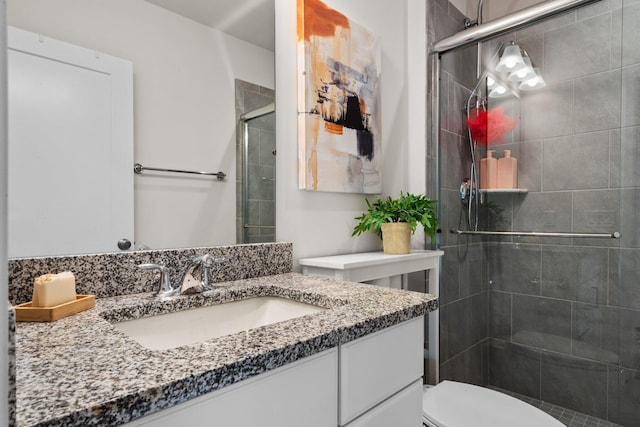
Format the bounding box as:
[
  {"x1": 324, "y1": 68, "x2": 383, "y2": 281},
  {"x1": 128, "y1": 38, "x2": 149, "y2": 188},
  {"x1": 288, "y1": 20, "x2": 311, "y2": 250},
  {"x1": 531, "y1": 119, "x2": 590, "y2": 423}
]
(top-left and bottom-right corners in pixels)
[
  {"x1": 137, "y1": 263, "x2": 176, "y2": 298},
  {"x1": 201, "y1": 254, "x2": 226, "y2": 266}
]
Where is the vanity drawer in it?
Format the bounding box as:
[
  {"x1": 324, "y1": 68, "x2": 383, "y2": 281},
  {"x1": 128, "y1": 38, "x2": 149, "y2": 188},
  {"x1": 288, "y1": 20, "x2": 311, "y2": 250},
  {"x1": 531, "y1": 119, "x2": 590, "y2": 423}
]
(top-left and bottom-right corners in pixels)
[
  {"x1": 339, "y1": 317, "x2": 423, "y2": 425},
  {"x1": 345, "y1": 380, "x2": 423, "y2": 427}
]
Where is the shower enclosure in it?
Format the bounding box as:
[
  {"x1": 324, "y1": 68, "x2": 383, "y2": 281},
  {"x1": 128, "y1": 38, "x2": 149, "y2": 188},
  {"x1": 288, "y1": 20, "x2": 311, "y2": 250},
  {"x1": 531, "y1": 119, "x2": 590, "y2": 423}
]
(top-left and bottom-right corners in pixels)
[
  {"x1": 429, "y1": 0, "x2": 640, "y2": 426},
  {"x1": 235, "y1": 80, "x2": 276, "y2": 244}
]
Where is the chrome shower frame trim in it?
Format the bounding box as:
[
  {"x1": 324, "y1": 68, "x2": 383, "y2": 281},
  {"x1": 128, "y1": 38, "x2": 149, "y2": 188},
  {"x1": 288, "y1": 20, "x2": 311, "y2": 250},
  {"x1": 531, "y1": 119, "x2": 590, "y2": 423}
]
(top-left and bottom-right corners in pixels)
[{"x1": 431, "y1": 0, "x2": 601, "y2": 54}]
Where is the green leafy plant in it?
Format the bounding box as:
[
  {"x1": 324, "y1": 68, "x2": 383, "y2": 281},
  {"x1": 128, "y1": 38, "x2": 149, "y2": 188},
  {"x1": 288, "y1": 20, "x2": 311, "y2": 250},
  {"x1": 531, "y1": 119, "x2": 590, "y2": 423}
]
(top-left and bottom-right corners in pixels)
[{"x1": 352, "y1": 192, "x2": 439, "y2": 240}]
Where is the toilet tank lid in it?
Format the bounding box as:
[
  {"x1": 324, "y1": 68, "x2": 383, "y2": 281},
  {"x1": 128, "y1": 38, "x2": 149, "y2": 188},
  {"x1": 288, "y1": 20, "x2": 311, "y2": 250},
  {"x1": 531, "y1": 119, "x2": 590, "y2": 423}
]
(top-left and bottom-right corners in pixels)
[{"x1": 422, "y1": 381, "x2": 565, "y2": 427}]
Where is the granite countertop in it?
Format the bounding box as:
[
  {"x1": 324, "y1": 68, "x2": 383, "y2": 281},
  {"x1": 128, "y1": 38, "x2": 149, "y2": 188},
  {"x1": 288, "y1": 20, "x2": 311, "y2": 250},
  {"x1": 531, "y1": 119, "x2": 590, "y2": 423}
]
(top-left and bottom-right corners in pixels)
[{"x1": 15, "y1": 273, "x2": 437, "y2": 427}]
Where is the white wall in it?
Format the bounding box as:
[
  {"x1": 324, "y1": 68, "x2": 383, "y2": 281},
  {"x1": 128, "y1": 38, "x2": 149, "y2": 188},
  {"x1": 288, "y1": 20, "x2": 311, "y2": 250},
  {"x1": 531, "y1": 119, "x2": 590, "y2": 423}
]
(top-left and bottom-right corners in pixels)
[
  {"x1": 1, "y1": 0, "x2": 8, "y2": 423},
  {"x1": 275, "y1": 0, "x2": 427, "y2": 267},
  {"x1": 7, "y1": 0, "x2": 274, "y2": 250}
]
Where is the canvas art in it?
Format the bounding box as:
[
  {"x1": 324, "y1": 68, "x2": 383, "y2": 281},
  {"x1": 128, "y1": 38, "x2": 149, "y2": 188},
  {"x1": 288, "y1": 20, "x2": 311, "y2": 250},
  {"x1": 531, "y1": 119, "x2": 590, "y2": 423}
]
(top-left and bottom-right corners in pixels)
[{"x1": 297, "y1": 0, "x2": 382, "y2": 193}]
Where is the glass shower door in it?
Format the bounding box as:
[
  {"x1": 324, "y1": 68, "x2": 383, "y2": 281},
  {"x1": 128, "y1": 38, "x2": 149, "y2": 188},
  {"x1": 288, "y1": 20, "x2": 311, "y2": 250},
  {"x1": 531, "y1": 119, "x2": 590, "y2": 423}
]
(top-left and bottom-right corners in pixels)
[
  {"x1": 242, "y1": 107, "x2": 276, "y2": 244},
  {"x1": 436, "y1": 1, "x2": 640, "y2": 425}
]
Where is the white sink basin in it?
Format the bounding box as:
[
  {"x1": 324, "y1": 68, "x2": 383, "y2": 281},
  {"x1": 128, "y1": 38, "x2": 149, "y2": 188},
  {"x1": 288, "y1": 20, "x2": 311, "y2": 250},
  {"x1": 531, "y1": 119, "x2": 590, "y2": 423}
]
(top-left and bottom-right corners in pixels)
[{"x1": 112, "y1": 296, "x2": 327, "y2": 350}]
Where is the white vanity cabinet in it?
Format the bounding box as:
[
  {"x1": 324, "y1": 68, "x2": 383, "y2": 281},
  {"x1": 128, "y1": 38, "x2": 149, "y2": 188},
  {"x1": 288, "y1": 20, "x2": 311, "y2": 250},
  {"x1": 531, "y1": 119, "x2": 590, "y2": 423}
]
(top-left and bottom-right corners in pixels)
[
  {"x1": 125, "y1": 348, "x2": 339, "y2": 427},
  {"x1": 124, "y1": 318, "x2": 423, "y2": 427},
  {"x1": 339, "y1": 317, "x2": 423, "y2": 427}
]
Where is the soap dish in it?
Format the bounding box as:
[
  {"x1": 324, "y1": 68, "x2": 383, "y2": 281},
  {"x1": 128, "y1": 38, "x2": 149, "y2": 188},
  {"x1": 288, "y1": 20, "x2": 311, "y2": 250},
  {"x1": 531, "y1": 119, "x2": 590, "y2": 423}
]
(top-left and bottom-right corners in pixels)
[{"x1": 14, "y1": 295, "x2": 96, "y2": 322}]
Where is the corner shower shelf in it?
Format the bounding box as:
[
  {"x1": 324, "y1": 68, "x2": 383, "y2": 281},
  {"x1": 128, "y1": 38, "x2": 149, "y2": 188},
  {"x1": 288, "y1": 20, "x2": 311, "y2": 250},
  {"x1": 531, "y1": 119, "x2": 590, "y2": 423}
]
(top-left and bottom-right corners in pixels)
[{"x1": 480, "y1": 188, "x2": 528, "y2": 194}]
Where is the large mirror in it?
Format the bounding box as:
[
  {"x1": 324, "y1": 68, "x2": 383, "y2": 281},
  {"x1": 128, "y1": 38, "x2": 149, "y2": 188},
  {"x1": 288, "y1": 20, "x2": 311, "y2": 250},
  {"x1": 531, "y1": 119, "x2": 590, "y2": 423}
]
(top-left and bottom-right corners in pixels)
[{"x1": 6, "y1": 0, "x2": 276, "y2": 257}]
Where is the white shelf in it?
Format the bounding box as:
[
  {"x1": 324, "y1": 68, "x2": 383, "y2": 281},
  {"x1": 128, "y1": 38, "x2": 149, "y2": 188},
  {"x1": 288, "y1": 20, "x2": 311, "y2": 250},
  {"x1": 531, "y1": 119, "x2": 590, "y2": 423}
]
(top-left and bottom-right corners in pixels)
[{"x1": 298, "y1": 250, "x2": 443, "y2": 284}]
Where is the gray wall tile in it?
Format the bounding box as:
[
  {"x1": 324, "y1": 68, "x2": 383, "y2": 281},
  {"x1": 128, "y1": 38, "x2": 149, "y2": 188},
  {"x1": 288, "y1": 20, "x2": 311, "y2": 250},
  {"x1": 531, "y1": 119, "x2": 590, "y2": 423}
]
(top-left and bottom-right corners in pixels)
[
  {"x1": 459, "y1": 244, "x2": 486, "y2": 297},
  {"x1": 441, "y1": 292, "x2": 488, "y2": 361},
  {"x1": 619, "y1": 188, "x2": 640, "y2": 248},
  {"x1": 611, "y1": 126, "x2": 640, "y2": 189},
  {"x1": 489, "y1": 339, "x2": 541, "y2": 399},
  {"x1": 574, "y1": 70, "x2": 621, "y2": 133},
  {"x1": 622, "y1": 64, "x2": 640, "y2": 127},
  {"x1": 259, "y1": 131, "x2": 276, "y2": 168},
  {"x1": 513, "y1": 192, "x2": 572, "y2": 234},
  {"x1": 543, "y1": 132, "x2": 610, "y2": 191},
  {"x1": 471, "y1": 292, "x2": 488, "y2": 344},
  {"x1": 608, "y1": 367, "x2": 640, "y2": 427},
  {"x1": 572, "y1": 302, "x2": 620, "y2": 364},
  {"x1": 451, "y1": 81, "x2": 473, "y2": 135},
  {"x1": 544, "y1": 14, "x2": 611, "y2": 83},
  {"x1": 577, "y1": 0, "x2": 623, "y2": 21},
  {"x1": 480, "y1": 193, "x2": 513, "y2": 233},
  {"x1": 243, "y1": 92, "x2": 273, "y2": 115},
  {"x1": 439, "y1": 295, "x2": 450, "y2": 361},
  {"x1": 518, "y1": 140, "x2": 543, "y2": 192},
  {"x1": 442, "y1": 297, "x2": 471, "y2": 359},
  {"x1": 489, "y1": 291, "x2": 511, "y2": 340},
  {"x1": 440, "y1": 341, "x2": 488, "y2": 386},
  {"x1": 247, "y1": 200, "x2": 260, "y2": 232},
  {"x1": 247, "y1": 128, "x2": 260, "y2": 165},
  {"x1": 541, "y1": 352, "x2": 608, "y2": 418},
  {"x1": 487, "y1": 243, "x2": 541, "y2": 295},
  {"x1": 611, "y1": 7, "x2": 623, "y2": 69},
  {"x1": 618, "y1": 307, "x2": 640, "y2": 371},
  {"x1": 541, "y1": 246, "x2": 608, "y2": 304},
  {"x1": 512, "y1": 294, "x2": 572, "y2": 353},
  {"x1": 441, "y1": 43, "x2": 478, "y2": 91},
  {"x1": 440, "y1": 248, "x2": 461, "y2": 306},
  {"x1": 433, "y1": 1, "x2": 466, "y2": 44},
  {"x1": 609, "y1": 249, "x2": 640, "y2": 310},
  {"x1": 440, "y1": 130, "x2": 472, "y2": 190},
  {"x1": 572, "y1": 190, "x2": 621, "y2": 247},
  {"x1": 259, "y1": 200, "x2": 275, "y2": 226},
  {"x1": 621, "y1": 3, "x2": 640, "y2": 66}
]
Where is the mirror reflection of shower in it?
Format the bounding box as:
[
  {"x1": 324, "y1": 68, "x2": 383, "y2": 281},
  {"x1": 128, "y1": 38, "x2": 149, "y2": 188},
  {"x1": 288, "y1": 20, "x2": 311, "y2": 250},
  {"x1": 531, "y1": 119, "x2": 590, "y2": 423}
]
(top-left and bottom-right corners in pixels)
[
  {"x1": 240, "y1": 103, "x2": 276, "y2": 244},
  {"x1": 235, "y1": 79, "x2": 276, "y2": 244}
]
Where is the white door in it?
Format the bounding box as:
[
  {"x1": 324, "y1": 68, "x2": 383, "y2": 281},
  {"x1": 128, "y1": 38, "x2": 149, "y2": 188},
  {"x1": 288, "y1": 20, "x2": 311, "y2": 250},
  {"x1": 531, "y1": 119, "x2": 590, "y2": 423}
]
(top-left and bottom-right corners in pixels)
[{"x1": 8, "y1": 26, "x2": 133, "y2": 258}]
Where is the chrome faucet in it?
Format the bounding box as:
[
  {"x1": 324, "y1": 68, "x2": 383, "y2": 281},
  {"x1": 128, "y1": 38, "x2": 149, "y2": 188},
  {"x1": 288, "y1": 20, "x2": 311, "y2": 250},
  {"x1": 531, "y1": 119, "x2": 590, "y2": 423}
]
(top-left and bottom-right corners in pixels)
[
  {"x1": 179, "y1": 254, "x2": 226, "y2": 295},
  {"x1": 137, "y1": 263, "x2": 177, "y2": 298}
]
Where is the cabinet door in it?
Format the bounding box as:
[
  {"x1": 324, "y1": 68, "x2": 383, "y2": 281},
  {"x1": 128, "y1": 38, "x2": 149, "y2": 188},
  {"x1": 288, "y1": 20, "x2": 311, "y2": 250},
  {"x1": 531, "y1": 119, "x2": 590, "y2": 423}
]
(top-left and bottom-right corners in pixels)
[
  {"x1": 339, "y1": 317, "x2": 423, "y2": 425},
  {"x1": 345, "y1": 380, "x2": 423, "y2": 427},
  {"x1": 126, "y1": 349, "x2": 338, "y2": 427}
]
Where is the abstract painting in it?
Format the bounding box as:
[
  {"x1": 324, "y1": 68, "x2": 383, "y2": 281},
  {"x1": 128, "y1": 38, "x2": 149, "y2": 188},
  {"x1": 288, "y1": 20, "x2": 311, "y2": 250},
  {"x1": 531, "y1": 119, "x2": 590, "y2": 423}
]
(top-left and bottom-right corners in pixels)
[{"x1": 297, "y1": 0, "x2": 382, "y2": 193}]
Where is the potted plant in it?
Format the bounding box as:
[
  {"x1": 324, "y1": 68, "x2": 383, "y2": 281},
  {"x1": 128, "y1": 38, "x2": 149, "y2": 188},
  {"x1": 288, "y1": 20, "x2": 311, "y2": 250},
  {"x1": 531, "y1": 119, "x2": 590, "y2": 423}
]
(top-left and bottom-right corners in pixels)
[{"x1": 352, "y1": 192, "x2": 439, "y2": 254}]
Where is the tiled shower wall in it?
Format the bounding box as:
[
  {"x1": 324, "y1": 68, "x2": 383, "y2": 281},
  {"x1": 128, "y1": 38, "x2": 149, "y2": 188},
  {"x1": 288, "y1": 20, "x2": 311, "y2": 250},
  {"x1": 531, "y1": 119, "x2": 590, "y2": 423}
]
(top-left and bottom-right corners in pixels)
[
  {"x1": 235, "y1": 80, "x2": 276, "y2": 244},
  {"x1": 483, "y1": 2, "x2": 640, "y2": 425},
  {"x1": 427, "y1": 0, "x2": 490, "y2": 386}
]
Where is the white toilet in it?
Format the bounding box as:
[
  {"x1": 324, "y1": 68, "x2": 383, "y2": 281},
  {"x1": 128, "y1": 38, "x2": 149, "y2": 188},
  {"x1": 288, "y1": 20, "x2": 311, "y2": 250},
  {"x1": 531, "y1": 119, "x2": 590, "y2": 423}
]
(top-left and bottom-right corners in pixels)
[{"x1": 422, "y1": 381, "x2": 565, "y2": 427}]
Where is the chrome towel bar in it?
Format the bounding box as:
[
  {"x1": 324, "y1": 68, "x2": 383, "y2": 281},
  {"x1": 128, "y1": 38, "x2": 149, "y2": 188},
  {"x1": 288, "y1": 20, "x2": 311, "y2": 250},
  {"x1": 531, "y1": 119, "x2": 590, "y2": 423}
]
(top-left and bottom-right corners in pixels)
[
  {"x1": 450, "y1": 229, "x2": 621, "y2": 239},
  {"x1": 134, "y1": 163, "x2": 226, "y2": 181}
]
